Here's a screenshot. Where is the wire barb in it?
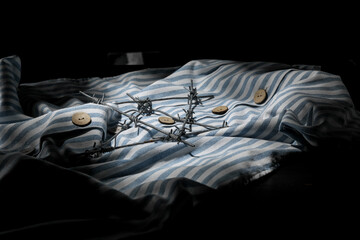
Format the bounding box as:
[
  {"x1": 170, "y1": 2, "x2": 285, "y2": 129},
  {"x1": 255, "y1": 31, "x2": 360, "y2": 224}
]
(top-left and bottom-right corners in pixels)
[{"x1": 126, "y1": 93, "x2": 153, "y2": 116}]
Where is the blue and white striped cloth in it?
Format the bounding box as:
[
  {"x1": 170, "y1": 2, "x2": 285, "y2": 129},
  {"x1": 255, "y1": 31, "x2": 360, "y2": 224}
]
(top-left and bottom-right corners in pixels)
[{"x1": 1, "y1": 55, "x2": 360, "y2": 233}]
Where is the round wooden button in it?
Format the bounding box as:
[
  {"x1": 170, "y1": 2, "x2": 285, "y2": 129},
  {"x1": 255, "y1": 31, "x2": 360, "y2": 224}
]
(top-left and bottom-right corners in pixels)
[
  {"x1": 254, "y1": 89, "x2": 267, "y2": 104},
  {"x1": 72, "y1": 112, "x2": 91, "y2": 127},
  {"x1": 212, "y1": 106, "x2": 228, "y2": 114},
  {"x1": 158, "y1": 116, "x2": 175, "y2": 125}
]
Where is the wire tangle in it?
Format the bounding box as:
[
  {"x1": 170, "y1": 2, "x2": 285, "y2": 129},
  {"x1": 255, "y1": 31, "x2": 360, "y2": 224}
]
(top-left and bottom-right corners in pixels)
[{"x1": 79, "y1": 79, "x2": 228, "y2": 158}]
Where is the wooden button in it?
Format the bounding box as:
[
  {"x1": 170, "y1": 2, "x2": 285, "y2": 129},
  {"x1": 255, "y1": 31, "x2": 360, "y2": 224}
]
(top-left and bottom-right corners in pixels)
[
  {"x1": 72, "y1": 112, "x2": 91, "y2": 127},
  {"x1": 212, "y1": 106, "x2": 228, "y2": 114},
  {"x1": 158, "y1": 116, "x2": 175, "y2": 124},
  {"x1": 254, "y1": 89, "x2": 267, "y2": 104}
]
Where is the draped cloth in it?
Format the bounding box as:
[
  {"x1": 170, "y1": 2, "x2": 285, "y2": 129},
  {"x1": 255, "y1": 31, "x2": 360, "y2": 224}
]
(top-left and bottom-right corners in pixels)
[{"x1": 1, "y1": 55, "x2": 359, "y2": 238}]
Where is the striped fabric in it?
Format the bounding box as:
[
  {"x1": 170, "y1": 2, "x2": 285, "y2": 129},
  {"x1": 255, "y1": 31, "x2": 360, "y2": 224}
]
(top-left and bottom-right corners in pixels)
[
  {"x1": 1, "y1": 55, "x2": 360, "y2": 230},
  {"x1": 0, "y1": 55, "x2": 31, "y2": 124}
]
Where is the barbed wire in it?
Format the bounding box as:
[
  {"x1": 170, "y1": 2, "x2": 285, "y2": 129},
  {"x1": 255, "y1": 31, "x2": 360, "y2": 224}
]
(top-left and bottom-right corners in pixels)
[{"x1": 79, "y1": 80, "x2": 228, "y2": 158}]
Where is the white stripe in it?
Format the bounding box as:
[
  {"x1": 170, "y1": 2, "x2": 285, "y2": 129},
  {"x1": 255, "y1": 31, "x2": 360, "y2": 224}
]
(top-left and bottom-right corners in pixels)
[
  {"x1": 94, "y1": 142, "x2": 180, "y2": 180},
  {"x1": 1, "y1": 107, "x2": 106, "y2": 150},
  {"x1": 194, "y1": 141, "x2": 283, "y2": 182},
  {"x1": 206, "y1": 155, "x2": 272, "y2": 187},
  {"x1": 120, "y1": 137, "x2": 235, "y2": 193},
  {"x1": 184, "y1": 140, "x2": 264, "y2": 182},
  {"x1": 63, "y1": 138, "x2": 102, "y2": 151},
  {"x1": 0, "y1": 112, "x2": 53, "y2": 148}
]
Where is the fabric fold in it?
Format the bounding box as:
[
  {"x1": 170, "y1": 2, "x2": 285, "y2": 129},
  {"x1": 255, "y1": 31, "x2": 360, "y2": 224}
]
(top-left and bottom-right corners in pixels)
[
  {"x1": 1, "y1": 55, "x2": 359, "y2": 238},
  {"x1": 280, "y1": 104, "x2": 360, "y2": 148}
]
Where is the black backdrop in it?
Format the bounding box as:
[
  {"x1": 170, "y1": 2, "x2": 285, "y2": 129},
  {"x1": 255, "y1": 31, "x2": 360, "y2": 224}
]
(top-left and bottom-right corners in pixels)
[{"x1": 2, "y1": 23, "x2": 359, "y2": 108}]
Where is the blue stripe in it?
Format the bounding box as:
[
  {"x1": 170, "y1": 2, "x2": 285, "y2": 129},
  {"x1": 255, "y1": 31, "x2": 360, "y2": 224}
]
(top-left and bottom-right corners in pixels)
[
  {"x1": 201, "y1": 144, "x2": 282, "y2": 185},
  {"x1": 0, "y1": 114, "x2": 52, "y2": 148},
  {"x1": 119, "y1": 138, "x2": 228, "y2": 191}
]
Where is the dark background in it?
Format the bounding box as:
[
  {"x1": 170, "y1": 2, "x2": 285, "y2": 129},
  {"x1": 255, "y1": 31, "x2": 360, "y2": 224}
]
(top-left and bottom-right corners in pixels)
[{"x1": 2, "y1": 7, "x2": 359, "y2": 108}]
